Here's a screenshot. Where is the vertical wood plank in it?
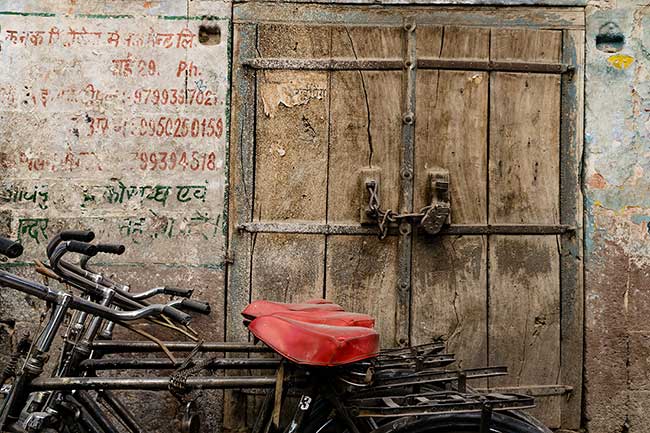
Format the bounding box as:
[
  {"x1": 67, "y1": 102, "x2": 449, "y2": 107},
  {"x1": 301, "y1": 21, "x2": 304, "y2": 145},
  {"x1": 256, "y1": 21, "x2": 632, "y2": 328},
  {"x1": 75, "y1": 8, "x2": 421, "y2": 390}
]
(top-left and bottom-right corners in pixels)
[
  {"x1": 488, "y1": 28, "x2": 563, "y2": 428},
  {"x1": 412, "y1": 26, "x2": 489, "y2": 378},
  {"x1": 559, "y1": 29, "x2": 585, "y2": 430},
  {"x1": 251, "y1": 23, "x2": 330, "y2": 300},
  {"x1": 326, "y1": 236, "x2": 398, "y2": 347},
  {"x1": 224, "y1": 23, "x2": 257, "y2": 433},
  {"x1": 249, "y1": 23, "x2": 331, "y2": 426},
  {"x1": 325, "y1": 26, "x2": 402, "y2": 347},
  {"x1": 412, "y1": 236, "x2": 487, "y2": 376},
  {"x1": 327, "y1": 26, "x2": 403, "y2": 222}
]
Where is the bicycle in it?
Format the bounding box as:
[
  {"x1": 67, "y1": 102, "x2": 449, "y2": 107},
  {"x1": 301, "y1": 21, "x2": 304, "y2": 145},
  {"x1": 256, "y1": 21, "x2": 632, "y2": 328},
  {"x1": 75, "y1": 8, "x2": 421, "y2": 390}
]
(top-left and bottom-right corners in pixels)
[{"x1": 0, "y1": 232, "x2": 552, "y2": 433}]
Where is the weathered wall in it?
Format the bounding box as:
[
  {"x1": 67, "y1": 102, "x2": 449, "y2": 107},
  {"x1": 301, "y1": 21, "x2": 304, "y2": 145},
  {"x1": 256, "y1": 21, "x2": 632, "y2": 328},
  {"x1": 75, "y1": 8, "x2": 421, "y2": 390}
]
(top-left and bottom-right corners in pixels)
[
  {"x1": 0, "y1": 1, "x2": 230, "y2": 431},
  {"x1": 585, "y1": 1, "x2": 650, "y2": 431}
]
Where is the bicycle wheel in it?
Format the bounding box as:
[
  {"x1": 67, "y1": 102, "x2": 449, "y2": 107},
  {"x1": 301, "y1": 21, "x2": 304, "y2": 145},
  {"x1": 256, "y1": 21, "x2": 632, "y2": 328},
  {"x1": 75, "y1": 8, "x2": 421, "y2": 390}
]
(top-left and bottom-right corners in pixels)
[{"x1": 303, "y1": 411, "x2": 552, "y2": 433}]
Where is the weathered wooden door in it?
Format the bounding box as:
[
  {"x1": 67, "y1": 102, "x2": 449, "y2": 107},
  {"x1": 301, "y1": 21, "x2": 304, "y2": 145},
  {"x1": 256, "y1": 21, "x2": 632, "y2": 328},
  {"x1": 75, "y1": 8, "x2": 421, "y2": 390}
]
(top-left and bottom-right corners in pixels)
[{"x1": 228, "y1": 4, "x2": 584, "y2": 430}]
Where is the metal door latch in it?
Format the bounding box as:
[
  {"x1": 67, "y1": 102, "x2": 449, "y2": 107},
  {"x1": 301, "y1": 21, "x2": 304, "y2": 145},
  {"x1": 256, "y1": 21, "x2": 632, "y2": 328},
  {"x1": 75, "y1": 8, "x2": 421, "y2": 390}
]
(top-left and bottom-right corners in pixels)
[
  {"x1": 419, "y1": 168, "x2": 450, "y2": 235},
  {"x1": 359, "y1": 167, "x2": 451, "y2": 238}
]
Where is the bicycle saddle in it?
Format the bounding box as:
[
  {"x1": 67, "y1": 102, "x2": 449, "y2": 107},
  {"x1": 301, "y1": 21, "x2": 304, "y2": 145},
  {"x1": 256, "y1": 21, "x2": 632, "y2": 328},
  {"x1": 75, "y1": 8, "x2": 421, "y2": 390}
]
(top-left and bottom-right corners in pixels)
[
  {"x1": 241, "y1": 299, "x2": 344, "y2": 319},
  {"x1": 268, "y1": 310, "x2": 375, "y2": 328},
  {"x1": 248, "y1": 314, "x2": 379, "y2": 366}
]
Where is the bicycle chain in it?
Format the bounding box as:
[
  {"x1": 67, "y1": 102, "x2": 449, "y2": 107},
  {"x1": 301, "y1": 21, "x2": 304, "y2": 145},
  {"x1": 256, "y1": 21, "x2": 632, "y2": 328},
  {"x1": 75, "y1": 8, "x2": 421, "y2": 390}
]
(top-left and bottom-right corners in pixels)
[{"x1": 169, "y1": 341, "x2": 215, "y2": 396}]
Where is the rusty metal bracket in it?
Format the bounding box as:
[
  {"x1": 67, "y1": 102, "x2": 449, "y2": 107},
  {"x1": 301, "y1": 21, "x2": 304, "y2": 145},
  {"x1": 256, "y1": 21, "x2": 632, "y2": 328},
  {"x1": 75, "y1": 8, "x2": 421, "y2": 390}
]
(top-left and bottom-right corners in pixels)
[{"x1": 420, "y1": 168, "x2": 451, "y2": 235}]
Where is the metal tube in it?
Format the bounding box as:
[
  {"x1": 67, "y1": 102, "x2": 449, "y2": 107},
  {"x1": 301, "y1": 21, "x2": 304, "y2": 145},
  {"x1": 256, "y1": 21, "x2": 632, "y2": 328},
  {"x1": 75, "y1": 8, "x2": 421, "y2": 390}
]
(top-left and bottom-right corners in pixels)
[
  {"x1": 76, "y1": 391, "x2": 121, "y2": 433},
  {"x1": 80, "y1": 357, "x2": 281, "y2": 371},
  {"x1": 99, "y1": 390, "x2": 146, "y2": 433},
  {"x1": 29, "y1": 376, "x2": 277, "y2": 391},
  {"x1": 90, "y1": 341, "x2": 272, "y2": 353}
]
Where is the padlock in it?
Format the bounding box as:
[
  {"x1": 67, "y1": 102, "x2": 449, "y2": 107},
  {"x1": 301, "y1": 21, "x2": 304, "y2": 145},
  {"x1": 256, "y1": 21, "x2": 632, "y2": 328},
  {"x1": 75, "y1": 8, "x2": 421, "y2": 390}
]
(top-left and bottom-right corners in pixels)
[{"x1": 420, "y1": 203, "x2": 450, "y2": 235}]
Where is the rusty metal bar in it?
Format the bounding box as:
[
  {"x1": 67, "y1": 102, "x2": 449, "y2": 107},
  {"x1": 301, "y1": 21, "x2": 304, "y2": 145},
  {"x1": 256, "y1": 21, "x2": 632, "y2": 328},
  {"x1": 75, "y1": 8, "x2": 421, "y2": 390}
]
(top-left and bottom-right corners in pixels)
[
  {"x1": 441, "y1": 224, "x2": 574, "y2": 235},
  {"x1": 243, "y1": 57, "x2": 573, "y2": 74},
  {"x1": 90, "y1": 340, "x2": 272, "y2": 353},
  {"x1": 238, "y1": 222, "x2": 574, "y2": 235},
  {"x1": 350, "y1": 392, "x2": 535, "y2": 417},
  {"x1": 475, "y1": 385, "x2": 573, "y2": 397},
  {"x1": 29, "y1": 376, "x2": 277, "y2": 391},
  {"x1": 80, "y1": 357, "x2": 281, "y2": 371},
  {"x1": 395, "y1": 18, "x2": 417, "y2": 347}
]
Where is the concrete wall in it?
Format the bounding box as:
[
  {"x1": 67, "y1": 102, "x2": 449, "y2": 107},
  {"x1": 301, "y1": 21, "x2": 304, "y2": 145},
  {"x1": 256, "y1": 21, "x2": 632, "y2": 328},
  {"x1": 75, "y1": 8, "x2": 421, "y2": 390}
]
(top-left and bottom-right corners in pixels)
[
  {"x1": 585, "y1": 1, "x2": 650, "y2": 431},
  {"x1": 0, "y1": 1, "x2": 230, "y2": 430}
]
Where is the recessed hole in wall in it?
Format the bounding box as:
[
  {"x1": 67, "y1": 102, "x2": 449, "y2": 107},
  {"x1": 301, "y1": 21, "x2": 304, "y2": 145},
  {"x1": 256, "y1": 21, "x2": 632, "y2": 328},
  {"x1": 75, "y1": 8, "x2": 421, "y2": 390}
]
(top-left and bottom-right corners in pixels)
[
  {"x1": 199, "y1": 23, "x2": 221, "y2": 46},
  {"x1": 596, "y1": 22, "x2": 625, "y2": 53}
]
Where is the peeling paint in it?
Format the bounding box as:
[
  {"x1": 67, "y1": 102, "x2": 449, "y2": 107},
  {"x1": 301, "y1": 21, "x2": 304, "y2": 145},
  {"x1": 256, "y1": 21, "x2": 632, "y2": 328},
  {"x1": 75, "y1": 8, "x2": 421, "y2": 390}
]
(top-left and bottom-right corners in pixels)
[
  {"x1": 608, "y1": 53, "x2": 635, "y2": 69},
  {"x1": 586, "y1": 2, "x2": 650, "y2": 429}
]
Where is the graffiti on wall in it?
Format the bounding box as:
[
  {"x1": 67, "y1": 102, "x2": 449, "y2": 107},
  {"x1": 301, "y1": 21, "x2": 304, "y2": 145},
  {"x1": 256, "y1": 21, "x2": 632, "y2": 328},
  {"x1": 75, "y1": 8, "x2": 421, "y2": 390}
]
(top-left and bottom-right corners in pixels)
[{"x1": 0, "y1": 12, "x2": 230, "y2": 266}]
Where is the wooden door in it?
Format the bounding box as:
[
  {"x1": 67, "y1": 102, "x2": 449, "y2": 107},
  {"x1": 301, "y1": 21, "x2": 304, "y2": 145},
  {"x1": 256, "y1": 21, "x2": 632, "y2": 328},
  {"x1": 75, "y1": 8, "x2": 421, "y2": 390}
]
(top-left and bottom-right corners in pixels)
[{"x1": 228, "y1": 5, "x2": 584, "y2": 430}]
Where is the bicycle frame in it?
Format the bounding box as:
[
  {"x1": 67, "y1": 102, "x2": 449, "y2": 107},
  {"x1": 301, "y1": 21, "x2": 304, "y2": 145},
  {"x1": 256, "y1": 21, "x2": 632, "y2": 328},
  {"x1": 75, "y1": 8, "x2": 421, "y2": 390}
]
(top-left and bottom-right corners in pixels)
[{"x1": 0, "y1": 234, "x2": 545, "y2": 433}]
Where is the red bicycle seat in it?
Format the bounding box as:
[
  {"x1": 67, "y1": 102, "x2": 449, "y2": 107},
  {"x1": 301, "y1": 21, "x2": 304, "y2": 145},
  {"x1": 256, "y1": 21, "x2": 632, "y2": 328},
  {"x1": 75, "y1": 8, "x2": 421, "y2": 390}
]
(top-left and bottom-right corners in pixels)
[
  {"x1": 242, "y1": 300, "x2": 344, "y2": 319},
  {"x1": 271, "y1": 310, "x2": 375, "y2": 328},
  {"x1": 248, "y1": 315, "x2": 379, "y2": 366}
]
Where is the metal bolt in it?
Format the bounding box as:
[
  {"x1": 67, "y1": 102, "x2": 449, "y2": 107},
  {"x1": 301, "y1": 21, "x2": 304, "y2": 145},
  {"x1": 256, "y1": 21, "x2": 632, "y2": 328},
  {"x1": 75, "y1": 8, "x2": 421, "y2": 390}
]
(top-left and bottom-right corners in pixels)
[
  {"x1": 404, "y1": 21, "x2": 416, "y2": 32},
  {"x1": 400, "y1": 167, "x2": 413, "y2": 179},
  {"x1": 399, "y1": 223, "x2": 411, "y2": 236},
  {"x1": 402, "y1": 112, "x2": 415, "y2": 125},
  {"x1": 399, "y1": 280, "x2": 409, "y2": 290}
]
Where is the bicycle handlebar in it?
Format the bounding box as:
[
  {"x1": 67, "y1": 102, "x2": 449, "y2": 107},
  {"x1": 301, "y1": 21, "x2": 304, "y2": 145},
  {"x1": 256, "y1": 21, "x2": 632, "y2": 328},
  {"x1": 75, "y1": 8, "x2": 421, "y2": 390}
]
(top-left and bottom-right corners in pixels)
[
  {"x1": 46, "y1": 230, "x2": 95, "y2": 259},
  {"x1": 0, "y1": 237, "x2": 23, "y2": 259},
  {"x1": 130, "y1": 286, "x2": 194, "y2": 300},
  {"x1": 95, "y1": 243, "x2": 126, "y2": 255},
  {"x1": 67, "y1": 241, "x2": 98, "y2": 257},
  {"x1": 0, "y1": 270, "x2": 191, "y2": 324},
  {"x1": 179, "y1": 299, "x2": 211, "y2": 315}
]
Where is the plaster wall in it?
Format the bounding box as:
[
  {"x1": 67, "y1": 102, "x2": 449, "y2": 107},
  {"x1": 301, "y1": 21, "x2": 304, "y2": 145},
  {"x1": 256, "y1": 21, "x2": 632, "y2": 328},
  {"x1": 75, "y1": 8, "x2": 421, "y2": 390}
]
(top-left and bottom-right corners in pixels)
[
  {"x1": 585, "y1": 1, "x2": 650, "y2": 431},
  {"x1": 0, "y1": 1, "x2": 230, "y2": 430}
]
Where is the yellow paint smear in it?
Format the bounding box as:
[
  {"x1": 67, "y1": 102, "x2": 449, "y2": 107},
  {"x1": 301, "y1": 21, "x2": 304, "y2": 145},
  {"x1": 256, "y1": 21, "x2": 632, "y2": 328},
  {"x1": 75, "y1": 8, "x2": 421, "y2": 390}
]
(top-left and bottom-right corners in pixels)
[{"x1": 607, "y1": 54, "x2": 634, "y2": 70}]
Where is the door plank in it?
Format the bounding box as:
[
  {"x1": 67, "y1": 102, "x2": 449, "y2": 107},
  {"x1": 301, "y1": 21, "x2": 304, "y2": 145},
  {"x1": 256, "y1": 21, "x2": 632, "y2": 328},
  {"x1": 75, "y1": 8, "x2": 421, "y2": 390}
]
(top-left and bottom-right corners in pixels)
[
  {"x1": 225, "y1": 23, "x2": 257, "y2": 433},
  {"x1": 326, "y1": 236, "x2": 399, "y2": 347},
  {"x1": 252, "y1": 23, "x2": 331, "y2": 300},
  {"x1": 488, "y1": 236, "x2": 561, "y2": 427},
  {"x1": 488, "y1": 28, "x2": 562, "y2": 428},
  {"x1": 412, "y1": 235, "x2": 488, "y2": 382},
  {"x1": 327, "y1": 26, "x2": 402, "y2": 222},
  {"x1": 250, "y1": 24, "x2": 331, "y2": 425},
  {"x1": 412, "y1": 26, "x2": 489, "y2": 377},
  {"x1": 559, "y1": 29, "x2": 585, "y2": 430},
  {"x1": 325, "y1": 27, "x2": 402, "y2": 347},
  {"x1": 488, "y1": 71, "x2": 561, "y2": 224}
]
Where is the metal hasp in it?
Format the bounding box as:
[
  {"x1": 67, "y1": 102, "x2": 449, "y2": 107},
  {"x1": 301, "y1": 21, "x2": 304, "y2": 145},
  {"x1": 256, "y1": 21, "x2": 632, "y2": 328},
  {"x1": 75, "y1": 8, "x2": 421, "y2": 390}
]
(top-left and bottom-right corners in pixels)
[
  {"x1": 420, "y1": 168, "x2": 451, "y2": 235},
  {"x1": 359, "y1": 168, "x2": 382, "y2": 225}
]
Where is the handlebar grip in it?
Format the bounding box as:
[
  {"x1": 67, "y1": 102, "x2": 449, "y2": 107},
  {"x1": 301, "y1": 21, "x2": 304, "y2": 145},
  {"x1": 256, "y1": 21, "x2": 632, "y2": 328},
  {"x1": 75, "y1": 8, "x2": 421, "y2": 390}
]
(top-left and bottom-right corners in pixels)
[
  {"x1": 60, "y1": 230, "x2": 95, "y2": 242},
  {"x1": 67, "y1": 241, "x2": 98, "y2": 257},
  {"x1": 0, "y1": 237, "x2": 23, "y2": 259},
  {"x1": 96, "y1": 243, "x2": 126, "y2": 255},
  {"x1": 180, "y1": 299, "x2": 211, "y2": 315},
  {"x1": 164, "y1": 287, "x2": 194, "y2": 297},
  {"x1": 162, "y1": 306, "x2": 192, "y2": 325}
]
